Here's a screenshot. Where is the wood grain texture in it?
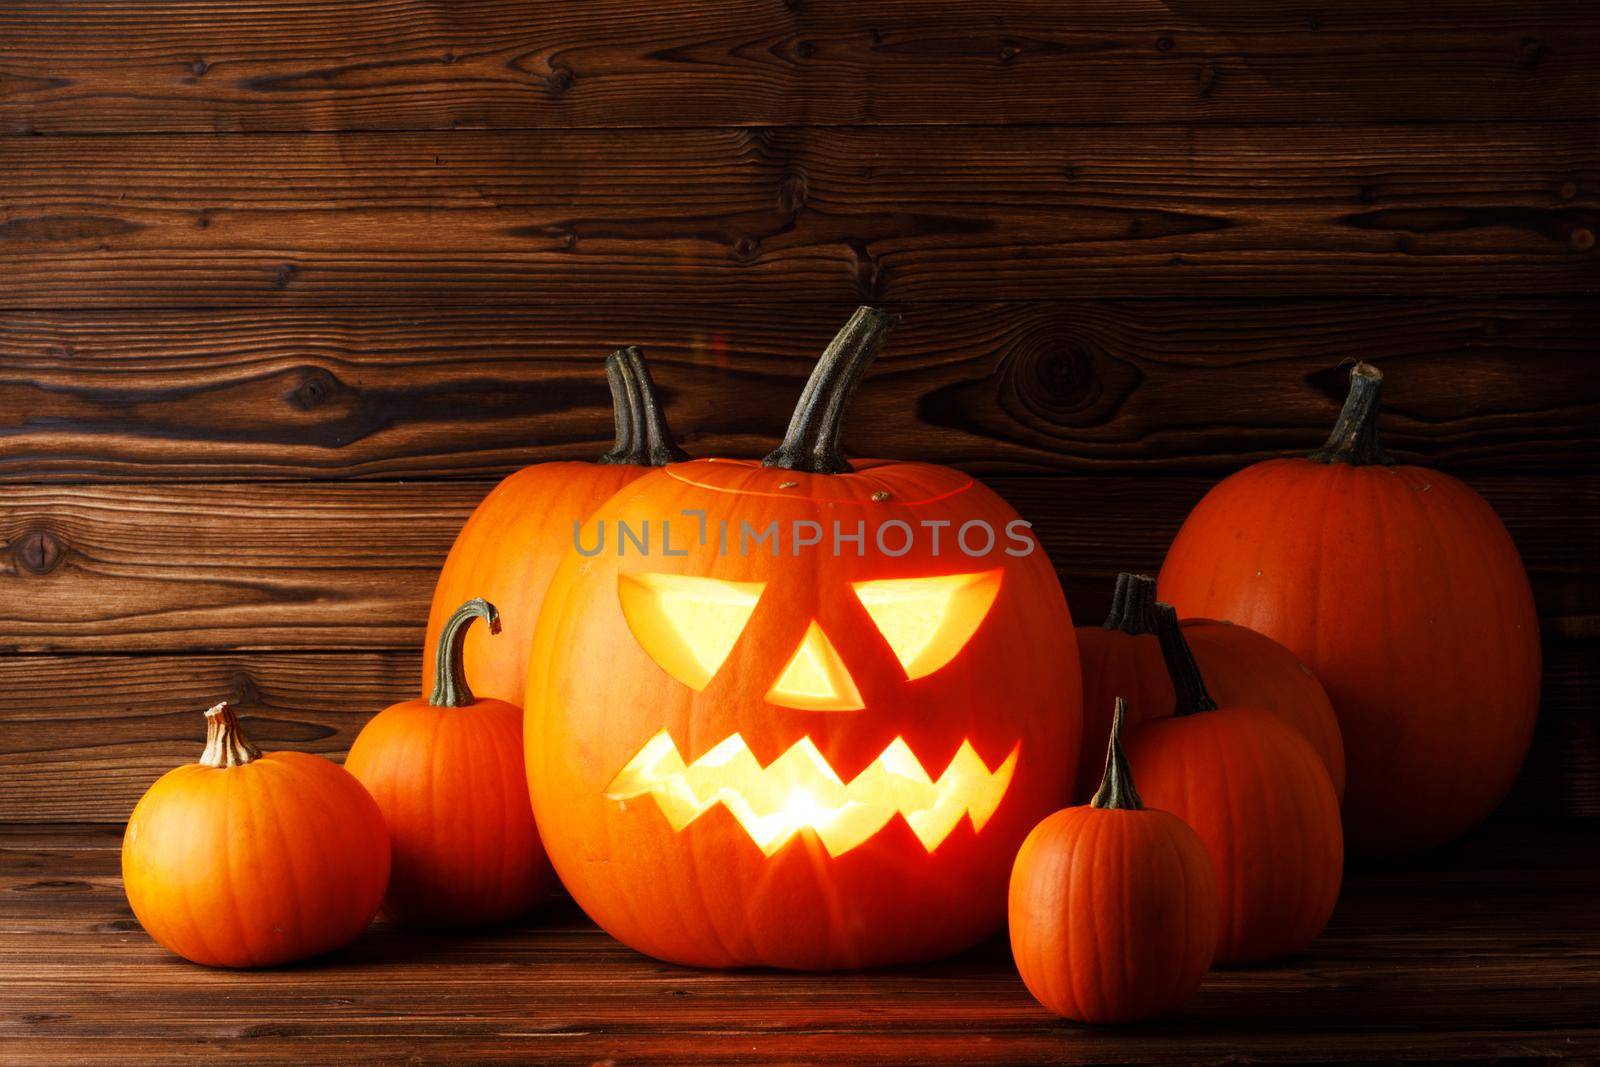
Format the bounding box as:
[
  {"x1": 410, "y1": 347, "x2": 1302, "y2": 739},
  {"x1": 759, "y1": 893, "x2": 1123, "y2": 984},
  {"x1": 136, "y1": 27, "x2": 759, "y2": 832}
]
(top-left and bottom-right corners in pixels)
[
  {"x1": 2, "y1": 640, "x2": 1591, "y2": 824},
  {"x1": 1, "y1": 476, "x2": 1591, "y2": 654},
  {"x1": 1, "y1": 475, "x2": 1592, "y2": 821},
  {"x1": 2, "y1": 1, "x2": 1597, "y2": 133},
  {"x1": 4, "y1": 301, "x2": 1598, "y2": 481},
  {"x1": 3, "y1": 125, "x2": 1596, "y2": 307},
  {"x1": 1, "y1": 820, "x2": 1596, "y2": 1063}
]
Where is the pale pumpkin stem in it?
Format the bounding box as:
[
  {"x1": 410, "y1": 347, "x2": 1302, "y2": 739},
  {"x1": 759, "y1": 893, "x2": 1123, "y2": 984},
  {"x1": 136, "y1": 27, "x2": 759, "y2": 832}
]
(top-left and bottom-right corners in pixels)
[
  {"x1": 598, "y1": 347, "x2": 687, "y2": 467},
  {"x1": 1102, "y1": 572, "x2": 1160, "y2": 635},
  {"x1": 1309, "y1": 361, "x2": 1393, "y2": 467},
  {"x1": 762, "y1": 306, "x2": 899, "y2": 475},
  {"x1": 430, "y1": 598, "x2": 501, "y2": 708},
  {"x1": 1090, "y1": 697, "x2": 1143, "y2": 810},
  {"x1": 198, "y1": 702, "x2": 262, "y2": 769},
  {"x1": 1155, "y1": 604, "x2": 1220, "y2": 717}
]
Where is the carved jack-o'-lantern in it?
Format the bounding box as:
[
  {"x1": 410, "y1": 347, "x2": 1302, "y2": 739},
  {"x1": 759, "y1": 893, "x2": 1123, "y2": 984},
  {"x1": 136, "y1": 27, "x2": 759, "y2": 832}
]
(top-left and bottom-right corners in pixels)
[{"x1": 526, "y1": 308, "x2": 1081, "y2": 970}]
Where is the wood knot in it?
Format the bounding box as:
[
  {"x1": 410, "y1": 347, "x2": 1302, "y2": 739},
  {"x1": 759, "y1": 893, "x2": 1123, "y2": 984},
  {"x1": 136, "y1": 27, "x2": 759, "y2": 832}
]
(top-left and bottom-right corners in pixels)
[
  {"x1": 14, "y1": 529, "x2": 65, "y2": 575},
  {"x1": 734, "y1": 236, "x2": 761, "y2": 261},
  {"x1": 1571, "y1": 228, "x2": 1596, "y2": 252},
  {"x1": 190, "y1": 58, "x2": 210, "y2": 77},
  {"x1": 1196, "y1": 62, "x2": 1218, "y2": 97},
  {"x1": 1156, "y1": 35, "x2": 1175, "y2": 52},
  {"x1": 777, "y1": 170, "x2": 809, "y2": 214},
  {"x1": 1558, "y1": 181, "x2": 1579, "y2": 200},
  {"x1": 272, "y1": 262, "x2": 297, "y2": 289},
  {"x1": 1518, "y1": 39, "x2": 1545, "y2": 67},
  {"x1": 794, "y1": 39, "x2": 817, "y2": 60},
  {"x1": 545, "y1": 64, "x2": 574, "y2": 98},
  {"x1": 288, "y1": 366, "x2": 339, "y2": 410}
]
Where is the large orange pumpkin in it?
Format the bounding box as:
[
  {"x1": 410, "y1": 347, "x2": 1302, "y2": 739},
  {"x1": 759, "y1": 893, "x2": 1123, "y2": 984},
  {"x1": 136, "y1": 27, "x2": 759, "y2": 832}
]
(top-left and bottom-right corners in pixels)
[
  {"x1": 1158, "y1": 363, "x2": 1539, "y2": 857},
  {"x1": 424, "y1": 345, "x2": 686, "y2": 704},
  {"x1": 1075, "y1": 572, "x2": 1344, "y2": 802},
  {"x1": 346, "y1": 598, "x2": 551, "y2": 927},
  {"x1": 122, "y1": 703, "x2": 390, "y2": 968},
  {"x1": 525, "y1": 307, "x2": 1081, "y2": 969},
  {"x1": 1010, "y1": 698, "x2": 1217, "y2": 1024},
  {"x1": 1123, "y1": 606, "x2": 1343, "y2": 965}
]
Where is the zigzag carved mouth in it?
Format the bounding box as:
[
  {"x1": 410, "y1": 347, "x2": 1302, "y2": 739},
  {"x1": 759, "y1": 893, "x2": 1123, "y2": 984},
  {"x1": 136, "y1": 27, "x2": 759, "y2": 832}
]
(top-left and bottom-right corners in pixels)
[{"x1": 605, "y1": 731, "x2": 1019, "y2": 858}]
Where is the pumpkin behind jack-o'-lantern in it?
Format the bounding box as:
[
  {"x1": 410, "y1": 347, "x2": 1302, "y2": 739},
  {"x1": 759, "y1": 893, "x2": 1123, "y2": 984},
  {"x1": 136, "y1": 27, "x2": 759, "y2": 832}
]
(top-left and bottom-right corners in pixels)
[{"x1": 525, "y1": 308, "x2": 1081, "y2": 969}]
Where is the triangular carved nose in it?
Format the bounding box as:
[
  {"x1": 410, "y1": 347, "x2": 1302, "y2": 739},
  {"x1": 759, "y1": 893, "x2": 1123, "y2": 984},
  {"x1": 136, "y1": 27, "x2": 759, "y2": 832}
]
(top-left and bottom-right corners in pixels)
[{"x1": 766, "y1": 621, "x2": 863, "y2": 711}]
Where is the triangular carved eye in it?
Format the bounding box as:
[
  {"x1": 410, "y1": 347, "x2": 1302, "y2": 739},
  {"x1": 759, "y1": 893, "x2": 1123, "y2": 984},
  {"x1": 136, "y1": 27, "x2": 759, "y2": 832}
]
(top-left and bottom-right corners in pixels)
[
  {"x1": 766, "y1": 622, "x2": 864, "y2": 712},
  {"x1": 852, "y1": 570, "x2": 1004, "y2": 680},
  {"x1": 619, "y1": 574, "x2": 766, "y2": 690}
]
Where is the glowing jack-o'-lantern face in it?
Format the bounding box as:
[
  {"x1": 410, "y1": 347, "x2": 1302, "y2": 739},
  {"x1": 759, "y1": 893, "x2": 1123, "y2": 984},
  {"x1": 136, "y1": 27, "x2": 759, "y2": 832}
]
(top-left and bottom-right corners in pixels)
[
  {"x1": 525, "y1": 308, "x2": 1081, "y2": 970},
  {"x1": 608, "y1": 569, "x2": 1016, "y2": 857}
]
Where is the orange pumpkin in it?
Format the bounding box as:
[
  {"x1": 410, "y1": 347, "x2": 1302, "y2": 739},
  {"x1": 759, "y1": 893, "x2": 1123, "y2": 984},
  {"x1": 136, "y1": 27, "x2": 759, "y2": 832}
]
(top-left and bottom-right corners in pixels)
[
  {"x1": 424, "y1": 345, "x2": 686, "y2": 704},
  {"x1": 1075, "y1": 572, "x2": 1344, "y2": 802},
  {"x1": 1124, "y1": 606, "x2": 1343, "y2": 966},
  {"x1": 1010, "y1": 698, "x2": 1217, "y2": 1024},
  {"x1": 526, "y1": 307, "x2": 1081, "y2": 969},
  {"x1": 347, "y1": 598, "x2": 550, "y2": 927},
  {"x1": 122, "y1": 703, "x2": 389, "y2": 967},
  {"x1": 1158, "y1": 363, "x2": 1539, "y2": 857}
]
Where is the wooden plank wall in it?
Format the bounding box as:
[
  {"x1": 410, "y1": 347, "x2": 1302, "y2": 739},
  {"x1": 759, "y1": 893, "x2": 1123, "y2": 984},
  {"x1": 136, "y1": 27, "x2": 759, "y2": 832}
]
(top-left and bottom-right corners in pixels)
[{"x1": 2, "y1": 1, "x2": 1596, "y2": 827}]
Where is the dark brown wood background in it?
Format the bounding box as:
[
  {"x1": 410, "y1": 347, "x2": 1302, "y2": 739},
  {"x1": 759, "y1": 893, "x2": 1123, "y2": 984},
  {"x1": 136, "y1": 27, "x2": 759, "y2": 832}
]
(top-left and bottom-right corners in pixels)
[{"x1": 2, "y1": 0, "x2": 1597, "y2": 833}]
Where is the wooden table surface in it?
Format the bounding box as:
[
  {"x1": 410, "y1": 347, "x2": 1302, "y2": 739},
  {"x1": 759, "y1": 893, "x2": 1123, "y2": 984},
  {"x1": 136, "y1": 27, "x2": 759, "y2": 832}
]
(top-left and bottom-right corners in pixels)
[{"x1": 4, "y1": 818, "x2": 1596, "y2": 1065}]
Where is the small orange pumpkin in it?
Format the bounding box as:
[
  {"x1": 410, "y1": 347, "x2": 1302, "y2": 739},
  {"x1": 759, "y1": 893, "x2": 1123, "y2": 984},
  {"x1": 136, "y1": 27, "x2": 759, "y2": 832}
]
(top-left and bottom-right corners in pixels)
[
  {"x1": 1075, "y1": 573, "x2": 1344, "y2": 802},
  {"x1": 122, "y1": 703, "x2": 390, "y2": 967},
  {"x1": 1010, "y1": 698, "x2": 1218, "y2": 1024},
  {"x1": 1123, "y1": 606, "x2": 1343, "y2": 966},
  {"x1": 347, "y1": 598, "x2": 550, "y2": 927},
  {"x1": 424, "y1": 346, "x2": 686, "y2": 704}
]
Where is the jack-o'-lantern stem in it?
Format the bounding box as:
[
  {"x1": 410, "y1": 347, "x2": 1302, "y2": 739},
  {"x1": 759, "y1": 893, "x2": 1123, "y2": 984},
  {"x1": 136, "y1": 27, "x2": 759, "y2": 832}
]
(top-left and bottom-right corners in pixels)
[
  {"x1": 1155, "y1": 604, "x2": 1219, "y2": 717},
  {"x1": 1102, "y1": 573, "x2": 1160, "y2": 635},
  {"x1": 198, "y1": 702, "x2": 261, "y2": 769},
  {"x1": 599, "y1": 346, "x2": 687, "y2": 467},
  {"x1": 763, "y1": 306, "x2": 899, "y2": 474},
  {"x1": 430, "y1": 598, "x2": 501, "y2": 708},
  {"x1": 1090, "y1": 697, "x2": 1143, "y2": 810},
  {"x1": 1309, "y1": 361, "x2": 1392, "y2": 467}
]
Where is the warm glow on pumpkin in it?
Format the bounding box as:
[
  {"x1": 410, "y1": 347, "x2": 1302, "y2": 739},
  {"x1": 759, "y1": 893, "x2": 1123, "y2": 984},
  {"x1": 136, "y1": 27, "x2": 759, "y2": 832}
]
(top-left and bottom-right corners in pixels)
[
  {"x1": 853, "y1": 569, "x2": 1003, "y2": 679},
  {"x1": 605, "y1": 730, "x2": 1019, "y2": 857},
  {"x1": 618, "y1": 574, "x2": 766, "y2": 690},
  {"x1": 766, "y1": 621, "x2": 865, "y2": 711}
]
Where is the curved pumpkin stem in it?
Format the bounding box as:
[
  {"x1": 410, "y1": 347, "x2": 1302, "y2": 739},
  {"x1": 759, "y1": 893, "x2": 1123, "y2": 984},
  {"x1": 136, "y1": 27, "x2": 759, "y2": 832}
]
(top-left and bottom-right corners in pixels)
[
  {"x1": 599, "y1": 346, "x2": 687, "y2": 467},
  {"x1": 762, "y1": 306, "x2": 899, "y2": 475},
  {"x1": 199, "y1": 702, "x2": 261, "y2": 769},
  {"x1": 1309, "y1": 361, "x2": 1393, "y2": 467},
  {"x1": 1103, "y1": 572, "x2": 1160, "y2": 635},
  {"x1": 430, "y1": 598, "x2": 501, "y2": 708},
  {"x1": 1155, "y1": 604, "x2": 1219, "y2": 717},
  {"x1": 1090, "y1": 697, "x2": 1143, "y2": 810}
]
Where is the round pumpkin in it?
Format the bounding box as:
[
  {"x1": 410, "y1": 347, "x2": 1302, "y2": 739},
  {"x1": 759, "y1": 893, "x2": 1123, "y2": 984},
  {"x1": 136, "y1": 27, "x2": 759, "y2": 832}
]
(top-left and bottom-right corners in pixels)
[
  {"x1": 1075, "y1": 572, "x2": 1344, "y2": 802},
  {"x1": 1010, "y1": 698, "x2": 1217, "y2": 1024},
  {"x1": 424, "y1": 345, "x2": 686, "y2": 704},
  {"x1": 1158, "y1": 363, "x2": 1539, "y2": 857},
  {"x1": 525, "y1": 307, "x2": 1081, "y2": 969},
  {"x1": 346, "y1": 598, "x2": 551, "y2": 927},
  {"x1": 122, "y1": 703, "x2": 390, "y2": 968},
  {"x1": 1123, "y1": 606, "x2": 1343, "y2": 965}
]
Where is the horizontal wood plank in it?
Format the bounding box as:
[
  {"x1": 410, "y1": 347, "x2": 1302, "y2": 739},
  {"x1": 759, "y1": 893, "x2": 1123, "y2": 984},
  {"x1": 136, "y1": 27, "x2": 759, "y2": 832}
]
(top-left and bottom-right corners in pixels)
[
  {"x1": 3, "y1": 126, "x2": 1596, "y2": 306},
  {"x1": 2, "y1": 1, "x2": 1598, "y2": 133},
  {"x1": 1, "y1": 821, "x2": 1596, "y2": 1063},
  {"x1": 0, "y1": 475, "x2": 1592, "y2": 821},
  {"x1": 4, "y1": 301, "x2": 1598, "y2": 481},
  {"x1": 1, "y1": 640, "x2": 1590, "y2": 824},
  {"x1": 0, "y1": 476, "x2": 1592, "y2": 654}
]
